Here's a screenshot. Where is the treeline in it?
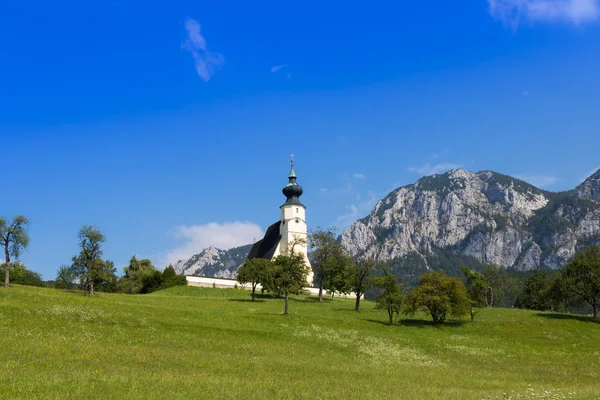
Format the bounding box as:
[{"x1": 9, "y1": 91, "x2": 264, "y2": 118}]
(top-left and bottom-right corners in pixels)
[
  {"x1": 54, "y1": 226, "x2": 186, "y2": 295},
  {"x1": 0, "y1": 215, "x2": 185, "y2": 295},
  {"x1": 237, "y1": 227, "x2": 600, "y2": 322}
]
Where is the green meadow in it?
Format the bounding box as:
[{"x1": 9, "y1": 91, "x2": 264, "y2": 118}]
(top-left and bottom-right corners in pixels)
[{"x1": 1, "y1": 285, "x2": 598, "y2": 399}]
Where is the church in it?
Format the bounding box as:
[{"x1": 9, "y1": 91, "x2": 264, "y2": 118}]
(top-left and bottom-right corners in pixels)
[{"x1": 246, "y1": 157, "x2": 314, "y2": 284}]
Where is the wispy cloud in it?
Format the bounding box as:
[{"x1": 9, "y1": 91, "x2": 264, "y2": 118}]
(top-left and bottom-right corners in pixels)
[
  {"x1": 352, "y1": 173, "x2": 366, "y2": 180},
  {"x1": 408, "y1": 162, "x2": 462, "y2": 176},
  {"x1": 161, "y1": 221, "x2": 263, "y2": 267},
  {"x1": 334, "y1": 191, "x2": 379, "y2": 229},
  {"x1": 488, "y1": 0, "x2": 600, "y2": 28},
  {"x1": 181, "y1": 18, "x2": 224, "y2": 82},
  {"x1": 515, "y1": 174, "x2": 559, "y2": 188},
  {"x1": 270, "y1": 64, "x2": 288, "y2": 73},
  {"x1": 580, "y1": 166, "x2": 600, "y2": 182}
]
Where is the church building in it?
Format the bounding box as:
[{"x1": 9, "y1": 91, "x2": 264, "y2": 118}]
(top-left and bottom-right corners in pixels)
[{"x1": 246, "y1": 157, "x2": 314, "y2": 284}]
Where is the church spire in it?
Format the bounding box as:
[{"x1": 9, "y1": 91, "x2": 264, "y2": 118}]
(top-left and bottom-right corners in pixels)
[
  {"x1": 282, "y1": 154, "x2": 303, "y2": 206},
  {"x1": 289, "y1": 153, "x2": 296, "y2": 178}
]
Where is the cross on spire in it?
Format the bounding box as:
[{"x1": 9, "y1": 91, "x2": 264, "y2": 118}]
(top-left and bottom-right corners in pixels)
[{"x1": 289, "y1": 153, "x2": 296, "y2": 178}]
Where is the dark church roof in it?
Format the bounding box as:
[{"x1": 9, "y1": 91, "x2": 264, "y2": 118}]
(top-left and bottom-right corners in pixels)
[{"x1": 247, "y1": 220, "x2": 281, "y2": 261}]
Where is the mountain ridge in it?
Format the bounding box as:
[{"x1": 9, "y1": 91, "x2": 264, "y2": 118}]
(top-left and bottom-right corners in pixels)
[
  {"x1": 341, "y1": 168, "x2": 600, "y2": 276},
  {"x1": 176, "y1": 168, "x2": 600, "y2": 280}
]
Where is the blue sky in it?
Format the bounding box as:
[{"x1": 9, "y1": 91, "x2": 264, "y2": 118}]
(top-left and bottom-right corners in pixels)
[{"x1": 1, "y1": 0, "x2": 600, "y2": 279}]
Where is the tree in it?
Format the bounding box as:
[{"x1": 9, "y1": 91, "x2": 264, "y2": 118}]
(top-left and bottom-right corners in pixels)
[
  {"x1": 546, "y1": 271, "x2": 576, "y2": 313},
  {"x1": 55, "y1": 264, "x2": 76, "y2": 290},
  {"x1": 309, "y1": 227, "x2": 342, "y2": 302},
  {"x1": 237, "y1": 258, "x2": 273, "y2": 301},
  {"x1": 94, "y1": 260, "x2": 118, "y2": 293},
  {"x1": 515, "y1": 271, "x2": 552, "y2": 311},
  {"x1": 461, "y1": 266, "x2": 488, "y2": 321},
  {"x1": 267, "y1": 236, "x2": 310, "y2": 315},
  {"x1": 0, "y1": 262, "x2": 44, "y2": 287},
  {"x1": 561, "y1": 245, "x2": 600, "y2": 319},
  {"x1": 323, "y1": 245, "x2": 353, "y2": 300},
  {"x1": 372, "y1": 269, "x2": 404, "y2": 325},
  {"x1": 405, "y1": 271, "x2": 471, "y2": 324},
  {"x1": 72, "y1": 225, "x2": 106, "y2": 295},
  {"x1": 161, "y1": 265, "x2": 187, "y2": 289},
  {"x1": 118, "y1": 256, "x2": 157, "y2": 294},
  {"x1": 350, "y1": 258, "x2": 377, "y2": 312},
  {"x1": 0, "y1": 215, "x2": 30, "y2": 288},
  {"x1": 483, "y1": 264, "x2": 521, "y2": 308}
]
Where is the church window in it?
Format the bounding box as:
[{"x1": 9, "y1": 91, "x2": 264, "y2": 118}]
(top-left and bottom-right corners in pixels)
[{"x1": 296, "y1": 208, "x2": 299, "y2": 213}]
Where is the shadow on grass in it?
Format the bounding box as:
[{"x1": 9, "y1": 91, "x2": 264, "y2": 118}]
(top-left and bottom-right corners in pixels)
[
  {"x1": 536, "y1": 313, "x2": 600, "y2": 325},
  {"x1": 366, "y1": 318, "x2": 466, "y2": 328},
  {"x1": 290, "y1": 296, "x2": 326, "y2": 304},
  {"x1": 227, "y1": 299, "x2": 266, "y2": 303}
]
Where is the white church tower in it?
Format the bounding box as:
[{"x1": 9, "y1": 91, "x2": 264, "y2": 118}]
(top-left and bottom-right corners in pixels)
[
  {"x1": 276, "y1": 156, "x2": 313, "y2": 282},
  {"x1": 246, "y1": 156, "x2": 313, "y2": 285}
]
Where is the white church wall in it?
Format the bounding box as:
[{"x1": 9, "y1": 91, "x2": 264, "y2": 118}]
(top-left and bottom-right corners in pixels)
[{"x1": 185, "y1": 275, "x2": 362, "y2": 299}]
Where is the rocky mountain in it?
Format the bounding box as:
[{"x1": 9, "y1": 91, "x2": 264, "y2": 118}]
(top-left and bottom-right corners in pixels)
[
  {"x1": 576, "y1": 169, "x2": 600, "y2": 200},
  {"x1": 341, "y1": 169, "x2": 600, "y2": 279},
  {"x1": 173, "y1": 244, "x2": 253, "y2": 278}
]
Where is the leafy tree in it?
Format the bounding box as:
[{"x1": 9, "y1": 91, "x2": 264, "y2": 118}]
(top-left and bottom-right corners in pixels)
[
  {"x1": 0, "y1": 262, "x2": 44, "y2": 287},
  {"x1": 55, "y1": 264, "x2": 76, "y2": 290},
  {"x1": 372, "y1": 269, "x2": 404, "y2": 325},
  {"x1": 323, "y1": 246, "x2": 353, "y2": 300},
  {"x1": 118, "y1": 256, "x2": 157, "y2": 294},
  {"x1": 461, "y1": 266, "x2": 488, "y2": 321},
  {"x1": 268, "y1": 236, "x2": 310, "y2": 315},
  {"x1": 237, "y1": 258, "x2": 273, "y2": 301},
  {"x1": 0, "y1": 215, "x2": 30, "y2": 288},
  {"x1": 561, "y1": 245, "x2": 600, "y2": 318},
  {"x1": 139, "y1": 265, "x2": 186, "y2": 294},
  {"x1": 71, "y1": 225, "x2": 106, "y2": 295},
  {"x1": 405, "y1": 271, "x2": 471, "y2": 324},
  {"x1": 117, "y1": 258, "x2": 184, "y2": 294},
  {"x1": 350, "y1": 258, "x2": 377, "y2": 312},
  {"x1": 270, "y1": 253, "x2": 309, "y2": 314},
  {"x1": 161, "y1": 265, "x2": 187, "y2": 289},
  {"x1": 309, "y1": 227, "x2": 343, "y2": 302},
  {"x1": 140, "y1": 270, "x2": 164, "y2": 294},
  {"x1": 546, "y1": 271, "x2": 577, "y2": 312},
  {"x1": 94, "y1": 260, "x2": 118, "y2": 293},
  {"x1": 515, "y1": 271, "x2": 552, "y2": 311},
  {"x1": 483, "y1": 264, "x2": 521, "y2": 308}
]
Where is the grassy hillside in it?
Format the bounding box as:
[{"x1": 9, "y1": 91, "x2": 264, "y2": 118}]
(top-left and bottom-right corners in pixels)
[{"x1": 1, "y1": 285, "x2": 598, "y2": 399}]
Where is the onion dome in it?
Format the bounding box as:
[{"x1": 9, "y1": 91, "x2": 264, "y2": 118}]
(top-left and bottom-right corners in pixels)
[{"x1": 282, "y1": 155, "x2": 304, "y2": 205}]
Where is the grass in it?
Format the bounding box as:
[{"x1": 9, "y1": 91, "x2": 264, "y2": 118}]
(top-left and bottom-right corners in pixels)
[{"x1": 1, "y1": 285, "x2": 599, "y2": 399}]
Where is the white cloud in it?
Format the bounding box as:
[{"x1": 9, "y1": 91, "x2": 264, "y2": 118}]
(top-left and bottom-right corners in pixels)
[
  {"x1": 333, "y1": 191, "x2": 379, "y2": 229},
  {"x1": 580, "y1": 166, "x2": 600, "y2": 182},
  {"x1": 182, "y1": 18, "x2": 224, "y2": 82},
  {"x1": 270, "y1": 64, "x2": 288, "y2": 73},
  {"x1": 352, "y1": 173, "x2": 366, "y2": 180},
  {"x1": 488, "y1": 0, "x2": 600, "y2": 28},
  {"x1": 515, "y1": 174, "x2": 559, "y2": 187},
  {"x1": 163, "y1": 221, "x2": 263, "y2": 266},
  {"x1": 408, "y1": 162, "x2": 462, "y2": 176}
]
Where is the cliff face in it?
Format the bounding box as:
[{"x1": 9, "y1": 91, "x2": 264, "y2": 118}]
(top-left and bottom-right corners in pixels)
[{"x1": 341, "y1": 169, "x2": 600, "y2": 272}]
